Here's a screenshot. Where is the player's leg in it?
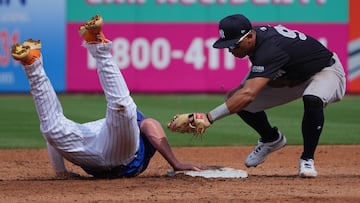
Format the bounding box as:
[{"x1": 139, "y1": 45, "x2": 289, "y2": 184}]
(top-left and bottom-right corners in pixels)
[
  {"x1": 10, "y1": 40, "x2": 101, "y2": 165},
  {"x1": 241, "y1": 114, "x2": 287, "y2": 167},
  {"x1": 238, "y1": 84, "x2": 307, "y2": 167},
  {"x1": 79, "y1": 14, "x2": 140, "y2": 165},
  {"x1": 244, "y1": 84, "x2": 307, "y2": 112},
  {"x1": 298, "y1": 95, "x2": 323, "y2": 178},
  {"x1": 237, "y1": 111, "x2": 278, "y2": 142},
  {"x1": 239, "y1": 82, "x2": 307, "y2": 139},
  {"x1": 299, "y1": 54, "x2": 346, "y2": 177},
  {"x1": 10, "y1": 40, "x2": 66, "y2": 137},
  {"x1": 301, "y1": 95, "x2": 324, "y2": 161}
]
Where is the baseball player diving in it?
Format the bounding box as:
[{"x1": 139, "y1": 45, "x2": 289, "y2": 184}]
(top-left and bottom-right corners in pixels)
[
  {"x1": 11, "y1": 14, "x2": 204, "y2": 179},
  {"x1": 168, "y1": 14, "x2": 346, "y2": 178}
]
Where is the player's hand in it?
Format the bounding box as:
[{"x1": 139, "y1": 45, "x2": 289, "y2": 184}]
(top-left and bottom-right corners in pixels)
[
  {"x1": 167, "y1": 113, "x2": 212, "y2": 138},
  {"x1": 172, "y1": 162, "x2": 205, "y2": 171},
  {"x1": 189, "y1": 113, "x2": 212, "y2": 137},
  {"x1": 167, "y1": 113, "x2": 195, "y2": 134}
]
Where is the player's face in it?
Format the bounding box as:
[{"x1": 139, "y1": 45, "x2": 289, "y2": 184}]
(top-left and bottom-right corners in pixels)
[
  {"x1": 228, "y1": 32, "x2": 254, "y2": 58},
  {"x1": 228, "y1": 40, "x2": 249, "y2": 58}
]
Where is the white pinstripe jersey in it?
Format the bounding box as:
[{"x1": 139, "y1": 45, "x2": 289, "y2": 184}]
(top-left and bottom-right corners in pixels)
[{"x1": 23, "y1": 42, "x2": 140, "y2": 171}]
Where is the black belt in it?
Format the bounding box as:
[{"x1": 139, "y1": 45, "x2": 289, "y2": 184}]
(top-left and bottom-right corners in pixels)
[{"x1": 328, "y1": 58, "x2": 336, "y2": 66}]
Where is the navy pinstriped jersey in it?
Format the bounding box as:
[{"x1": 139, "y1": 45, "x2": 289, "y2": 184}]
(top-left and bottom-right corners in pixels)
[{"x1": 248, "y1": 25, "x2": 333, "y2": 82}]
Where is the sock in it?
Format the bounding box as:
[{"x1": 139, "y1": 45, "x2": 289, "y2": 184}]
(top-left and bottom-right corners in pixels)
[
  {"x1": 301, "y1": 95, "x2": 324, "y2": 160},
  {"x1": 237, "y1": 110, "x2": 279, "y2": 142}
]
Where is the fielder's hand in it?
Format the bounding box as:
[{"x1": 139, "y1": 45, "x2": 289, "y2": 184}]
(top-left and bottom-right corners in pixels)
[
  {"x1": 167, "y1": 113, "x2": 195, "y2": 134},
  {"x1": 167, "y1": 113, "x2": 212, "y2": 138}
]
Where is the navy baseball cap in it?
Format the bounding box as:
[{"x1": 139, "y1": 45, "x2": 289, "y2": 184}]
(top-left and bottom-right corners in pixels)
[{"x1": 213, "y1": 14, "x2": 252, "y2": 49}]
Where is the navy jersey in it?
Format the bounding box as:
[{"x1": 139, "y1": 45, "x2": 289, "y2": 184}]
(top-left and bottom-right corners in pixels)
[{"x1": 248, "y1": 25, "x2": 333, "y2": 83}]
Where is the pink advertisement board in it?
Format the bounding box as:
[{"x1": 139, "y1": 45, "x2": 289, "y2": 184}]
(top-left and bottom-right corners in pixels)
[{"x1": 67, "y1": 23, "x2": 347, "y2": 93}]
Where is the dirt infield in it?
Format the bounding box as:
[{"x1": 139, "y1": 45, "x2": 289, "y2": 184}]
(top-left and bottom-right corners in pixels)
[{"x1": 1, "y1": 145, "x2": 359, "y2": 202}]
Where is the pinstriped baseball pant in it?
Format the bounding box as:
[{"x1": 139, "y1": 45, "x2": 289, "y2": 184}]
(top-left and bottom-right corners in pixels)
[{"x1": 23, "y1": 42, "x2": 140, "y2": 169}]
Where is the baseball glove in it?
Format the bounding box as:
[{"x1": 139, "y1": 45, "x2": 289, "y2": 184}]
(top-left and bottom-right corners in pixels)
[{"x1": 167, "y1": 113, "x2": 212, "y2": 138}]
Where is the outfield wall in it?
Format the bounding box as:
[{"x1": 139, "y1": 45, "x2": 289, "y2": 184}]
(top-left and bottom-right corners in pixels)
[
  {"x1": 66, "y1": 0, "x2": 348, "y2": 93},
  {"x1": 0, "y1": 0, "x2": 65, "y2": 92},
  {"x1": 1, "y1": 0, "x2": 357, "y2": 93},
  {"x1": 348, "y1": 0, "x2": 360, "y2": 93}
]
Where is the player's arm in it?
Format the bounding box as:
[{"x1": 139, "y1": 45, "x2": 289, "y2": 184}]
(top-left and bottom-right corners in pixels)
[
  {"x1": 47, "y1": 142, "x2": 66, "y2": 173},
  {"x1": 140, "y1": 118, "x2": 204, "y2": 171},
  {"x1": 167, "y1": 77, "x2": 270, "y2": 136},
  {"x1": 46, "y1": 142, "x2": 80, "y2": 178},
  {"x1": 208, "y1": 77, "x2": 270, "y2": 122},
  {"x1": 227, "y1": 77, "x2": 270, "y2": 113}
]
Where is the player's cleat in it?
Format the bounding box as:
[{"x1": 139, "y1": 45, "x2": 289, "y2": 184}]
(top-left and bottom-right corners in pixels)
[
  {"x1": 298, "y1": 159, "x2": 318, "y2": 178},
  {"x1": 23, "y1": 38, "x2": 41, "y2": 50},
  {"x1": 78, "y1": 14, "x2": 108, "y2": 44},
  {"x1": 245, "y1": 131, "x2": 286, "y2": 167},
  {"x1": 11, "y1": 39, "x2": 41, "y2": 65}
]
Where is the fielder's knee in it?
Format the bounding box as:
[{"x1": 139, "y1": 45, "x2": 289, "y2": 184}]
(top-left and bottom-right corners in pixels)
[{"x1": 303, "y1": 95, "x2": 323, "y2": 108}]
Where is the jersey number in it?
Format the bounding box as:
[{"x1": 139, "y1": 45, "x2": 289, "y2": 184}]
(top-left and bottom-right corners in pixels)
[{"x1": 274, "y1": 25, "x2": 307, "y2": 40}]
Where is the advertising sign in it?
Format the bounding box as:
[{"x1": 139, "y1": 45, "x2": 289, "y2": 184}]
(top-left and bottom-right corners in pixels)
[
  {"x1": 0, "y1": 0, "x2": 66, "y2": 92},
  {"x1": 66, "y1": 0, "x2": 348, "y2": 93},
  {"x1": 348, "y1": 0, "x2": 360, "y2": 93},
  {"x1": 67, "y1": 22, "x2": 347, "y2": 93}
]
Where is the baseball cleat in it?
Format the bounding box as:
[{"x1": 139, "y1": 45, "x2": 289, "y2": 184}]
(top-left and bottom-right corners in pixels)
[
  {"x1": 245, "y1": 131, "x2": 286, "y2": 167},
  {"x1": 23, "y1": 38, "x2": 41, "y2": 50},
  {"x1": 11, "y1": 39, "x2": 41, "y2": 65},
  {"x1": 298, "y1": 159, "x2": 318, "y2": 178},
  {"x1": 79, "y1": 14, "x2": 108, "y2": 44}
]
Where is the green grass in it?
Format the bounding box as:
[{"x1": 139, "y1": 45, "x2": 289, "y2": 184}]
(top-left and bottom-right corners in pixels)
[{"x1": 0, "y1": 94, "x2": 359, "y2": 149}]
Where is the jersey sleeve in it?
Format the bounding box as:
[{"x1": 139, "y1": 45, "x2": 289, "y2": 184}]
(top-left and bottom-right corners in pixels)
[{"x1": 46, "y1": 142, "x2": 67, "y2": 173}]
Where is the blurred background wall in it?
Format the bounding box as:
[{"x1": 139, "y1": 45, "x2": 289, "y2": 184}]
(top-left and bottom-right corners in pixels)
[
  {"x1": 348, "y1": 0, "x2": 360, "y2": 93},
  {"x1": 0, "y1": 0, "x2": 65, "y2": 92},
  {"x1": 1, "y1": 0, "x2": 357, "y2": 93}
]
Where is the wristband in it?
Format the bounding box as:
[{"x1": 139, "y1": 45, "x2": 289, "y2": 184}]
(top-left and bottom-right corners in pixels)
[
  {"x1": 206, "y1": 113, "x2": 214, "y2": 124},
  {"x1": 208, "y1": 103, "x2": 230, "y2": 122}
]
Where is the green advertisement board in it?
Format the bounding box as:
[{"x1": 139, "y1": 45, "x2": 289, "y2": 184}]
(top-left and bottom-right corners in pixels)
[{"x1": 68, "y1": 0, "x2": 347, "y2": 23}]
